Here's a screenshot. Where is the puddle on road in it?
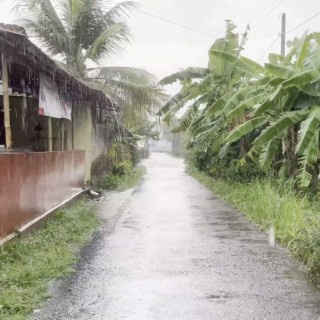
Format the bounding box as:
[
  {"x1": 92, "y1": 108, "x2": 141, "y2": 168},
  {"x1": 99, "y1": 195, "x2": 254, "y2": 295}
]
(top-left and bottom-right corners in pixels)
[
  {"x1": 206, "y1": 291, "x2": 240, "y2": 304},
  {"x1": 206, "y1": 196, "x2": 219, "y2": 201}
]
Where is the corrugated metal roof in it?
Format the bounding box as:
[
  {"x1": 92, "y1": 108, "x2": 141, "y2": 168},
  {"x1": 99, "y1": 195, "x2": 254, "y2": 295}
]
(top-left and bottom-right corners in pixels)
[
  {"x1": 0, "y1": 23, "x2": 27, "y2": 36},
  {"x1": 0, "y1": 23, "x2": 112, "y2": 105}
]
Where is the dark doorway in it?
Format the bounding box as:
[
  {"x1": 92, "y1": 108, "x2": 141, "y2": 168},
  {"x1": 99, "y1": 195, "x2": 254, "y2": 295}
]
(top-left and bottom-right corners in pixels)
[{"x1": 0, "y1": 112, "x2": 5, "y2": 146}]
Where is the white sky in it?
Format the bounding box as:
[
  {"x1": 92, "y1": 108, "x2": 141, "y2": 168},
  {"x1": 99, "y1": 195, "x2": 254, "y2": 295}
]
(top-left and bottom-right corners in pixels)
[{"x1": 1, "y1": 0, "x2": 319, "y2": 94}]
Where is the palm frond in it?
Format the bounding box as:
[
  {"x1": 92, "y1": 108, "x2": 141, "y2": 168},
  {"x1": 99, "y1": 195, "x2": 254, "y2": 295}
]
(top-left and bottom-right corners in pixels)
[
  {"x1": 16, "y1": 0, "x2": 69, "y2": 55},
  {"x1": 159, "y1": 67, "x2": 210, "y2": 85},
  {"x1": 104, "y1": 1, "x2": 137, "y2": 22},
  {"x1": 84, "y1": 23, "x2": 130, "y2": 63},
  {"x1": 91, "y1": 66, "x2": 159, "y2": 87}
]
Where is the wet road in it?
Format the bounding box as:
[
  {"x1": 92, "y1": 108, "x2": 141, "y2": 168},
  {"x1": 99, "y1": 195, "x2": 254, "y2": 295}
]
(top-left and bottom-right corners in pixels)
[{"x1": 35, "y1": 153, "x2": 320, "y2": 320}]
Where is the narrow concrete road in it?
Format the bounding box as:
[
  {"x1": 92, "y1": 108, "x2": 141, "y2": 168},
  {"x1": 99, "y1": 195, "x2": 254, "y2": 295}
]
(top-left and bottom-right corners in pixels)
[{"x1": 35, "y1": 153, "x2": 320, "y2": 320}]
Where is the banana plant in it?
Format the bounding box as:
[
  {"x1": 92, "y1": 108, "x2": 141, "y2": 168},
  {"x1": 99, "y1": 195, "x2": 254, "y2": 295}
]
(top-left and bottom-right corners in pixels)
[
  {"x1": 221, "y1": 32, "x2": 320, "y2": 188},
  {"x1": 160, "y1": 22, "x2": 320, "y2": 190}
]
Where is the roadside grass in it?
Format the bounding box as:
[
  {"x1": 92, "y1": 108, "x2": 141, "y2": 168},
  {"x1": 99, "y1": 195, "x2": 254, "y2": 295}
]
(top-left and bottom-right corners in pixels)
[
  {"x1": 116, "y1": 166, "x2": 146, "y2": 191},
  {"x1": 103, "y1": 166, "x2": 146, "y2": 191},
  {"x1": 0, "y1": 197, "x2": 99, "y2": 320},
  {"x1": 188, "y1": 167, "x2": 320, "y2": 283}
]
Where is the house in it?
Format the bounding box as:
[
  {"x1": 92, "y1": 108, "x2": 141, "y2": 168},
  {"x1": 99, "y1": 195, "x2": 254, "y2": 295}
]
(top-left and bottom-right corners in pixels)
[{"x1": 0, "y1": 24, "x2": 120, "y2": 243}]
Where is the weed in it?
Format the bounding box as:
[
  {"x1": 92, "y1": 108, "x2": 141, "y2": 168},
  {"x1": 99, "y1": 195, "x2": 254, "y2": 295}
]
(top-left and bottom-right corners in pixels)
[
  {"x1": 112, "y1": 160, "x2": 133, "y2": 176},
  {"x1": 0, "y1": 198, "x2": 99, "y2": 320},
  {"x1": 116, "y1": 166, "x2": 146, "y2": 191},
  {"x1": 103, "y1": 174, "x2": 122, "y2": 189}
]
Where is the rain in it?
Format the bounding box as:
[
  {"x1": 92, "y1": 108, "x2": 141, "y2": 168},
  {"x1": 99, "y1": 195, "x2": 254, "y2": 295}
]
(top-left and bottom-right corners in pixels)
[{"x1": 1, "y1": 1, "x2": 320, "y2": 320}]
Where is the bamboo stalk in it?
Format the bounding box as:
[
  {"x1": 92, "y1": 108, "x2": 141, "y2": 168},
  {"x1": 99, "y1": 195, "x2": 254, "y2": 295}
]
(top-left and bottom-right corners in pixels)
[{"x1": 1, "y1": 53, "x2": 12, "y2": 149}]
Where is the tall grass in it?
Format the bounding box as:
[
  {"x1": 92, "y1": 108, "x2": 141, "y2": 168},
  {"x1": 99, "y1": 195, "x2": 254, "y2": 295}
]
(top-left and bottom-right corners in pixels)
[
  {"x1": 0, "y1": 198, "x2": 99, "y2": 320},
  {"x1": 188, "y1": 167, "x2": 320, "y2": 282}
]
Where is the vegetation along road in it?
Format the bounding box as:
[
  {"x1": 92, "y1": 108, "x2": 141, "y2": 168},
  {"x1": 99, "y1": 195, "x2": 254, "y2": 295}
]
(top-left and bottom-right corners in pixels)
[{"x1": 33, "y1": 153, "x2": 320, "y2": 320}]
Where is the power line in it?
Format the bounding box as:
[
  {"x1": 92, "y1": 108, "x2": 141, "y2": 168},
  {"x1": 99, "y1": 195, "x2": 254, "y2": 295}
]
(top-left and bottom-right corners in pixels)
[
  {"x1": 247, "y1": 9, "x2": 320, "y2": 41},
  {"x1": 286, "y1": 11, "x2": 320, "y2": 34},
  {"x1": 135, "y1": 7, "x2": 219, "y2": 39},
  {"x1": 260, "y1": 0, "x2": 284, "y2": 13},
  {"x1": 108, "y1": 1, "x2": 320, "y2": 49},
  {"x1": 237, "y1": 0, "x2": 283, "y2": 27},
  {"x1": 250, "y1": 32, "x2": 279, "y2": 40},
  {"x1": 256, "y1": 11, "x2": 320, "y2": 62},
  {"x1": 258, "y1": 36, "x2": 280, "y2": 61},
  {"x1": 250, "y1": 0, "x2": 284, "y2": 31},
  {"x1": 109, "y1": 0, "x2": 219, "y2": 39}
]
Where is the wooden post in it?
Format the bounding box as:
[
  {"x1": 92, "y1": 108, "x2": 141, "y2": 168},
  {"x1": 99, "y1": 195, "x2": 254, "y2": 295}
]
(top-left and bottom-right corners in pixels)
[
  {"x1": 61, "y1": 119, "x2": 64, "y2": 151},
  {"x1": 71, "y1": 102, "x2": 74, "y2": 150},
  {"x1": 48, "y1": 117, "x2": 52, "y2": 151},
  {"x1": 1, "y1": 53, "x2": 12, "y2": 149}
]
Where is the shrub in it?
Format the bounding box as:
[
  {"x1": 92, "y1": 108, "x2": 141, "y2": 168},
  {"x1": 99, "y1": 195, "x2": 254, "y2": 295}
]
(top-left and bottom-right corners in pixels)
[
  {"x1": 112, "y1": 160, "x2": 133, "y2": 177},
  {"x1": 103, "y1": 174, "x2": 121, "y2": 189}
]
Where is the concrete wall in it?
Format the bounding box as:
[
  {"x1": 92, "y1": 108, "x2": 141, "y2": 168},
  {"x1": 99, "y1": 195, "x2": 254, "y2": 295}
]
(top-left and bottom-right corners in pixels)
[
  {"x1": 0, "y1": 150, "x2": 85, "y2": 240},
  {"x1": 73, "y1": 101, "x2": 93, "y2": 182},
  {"x1": 91, "y1": 123, "x2": 109, "y2": 161}
]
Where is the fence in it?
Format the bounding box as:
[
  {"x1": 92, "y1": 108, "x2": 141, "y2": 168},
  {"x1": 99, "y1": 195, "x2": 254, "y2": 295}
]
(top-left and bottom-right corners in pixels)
[{"x1": 0, "y1": 150, "x2": 85, "y2": 240}]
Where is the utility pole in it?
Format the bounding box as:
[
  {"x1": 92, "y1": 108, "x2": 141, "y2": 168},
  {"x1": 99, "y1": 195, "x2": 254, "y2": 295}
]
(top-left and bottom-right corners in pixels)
[{"x1": 281, "y1": 13, "x2": 286, "y2": 56}]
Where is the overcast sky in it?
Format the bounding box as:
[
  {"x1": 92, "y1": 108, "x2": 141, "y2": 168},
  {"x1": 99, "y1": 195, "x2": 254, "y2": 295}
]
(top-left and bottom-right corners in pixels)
[{"x1": 1, "y1": 0, "x2": 319, "y2": 94}]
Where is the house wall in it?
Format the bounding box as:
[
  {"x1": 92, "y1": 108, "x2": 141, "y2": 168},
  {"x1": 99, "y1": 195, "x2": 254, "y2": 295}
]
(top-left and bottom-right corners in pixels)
[
  {"x1": 73, "y1": 101, "x2": 93, "y2": 182},
  {"x1": 0, "y1": 150, "x2": 85, "y2": 241},
  {"x1": 8, "y1": 97, "x2": 110, "y2": 183},
  {"x1": 73, "y1": 103, "x2": 114, "y2": 183},
  {"x1": 91, "y1": 102, "x2": 110, "y2": 161}
]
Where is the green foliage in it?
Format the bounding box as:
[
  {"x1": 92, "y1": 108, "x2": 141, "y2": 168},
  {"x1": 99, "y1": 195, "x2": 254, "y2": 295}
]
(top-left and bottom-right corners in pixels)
[
  {"x1": 112, "y1": 160, "x2": 133, "y2": 176},
  {"x1": 102, "y1": 160, "x2": 133, "y2": 189},
  {"x1": 129, "y1": 141, "x2": 140, "y2": 166},
  {"x1": 160, "y1": 22, "x2": 320, "y2": 191},
  {"x1": 103, "y1": 174, "x2": 122, "y2": 190},
  {"x1": 0, "y1": 198, "x2": 99, "y2": 320},
  {"x1": 16, "y1": 0, "x2": 164, "y2": 128},
  {"x1": 186, "y1": 140, "x2": 262, "y2": 182},
  {"x1": 116, "y1": 166, "x2": 146, "y2": 191},
  {"x1": 92, "y1": 138, "x2": 142, "y2": 188},
  {"x1": 102, "y1": 161, "x2": 145, "y2": 191},
  {"x1": 129, "y1": 117, "x2": 160, "y2": 140},
  {"x1": 208, "y1": 159, "x2": 262, "y2": 182}
]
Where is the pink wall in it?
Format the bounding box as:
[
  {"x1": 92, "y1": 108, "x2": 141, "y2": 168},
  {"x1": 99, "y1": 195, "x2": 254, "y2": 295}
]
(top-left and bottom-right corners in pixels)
[{"x1": 0, "y1": 151, "x2": 85, "y2": 240}]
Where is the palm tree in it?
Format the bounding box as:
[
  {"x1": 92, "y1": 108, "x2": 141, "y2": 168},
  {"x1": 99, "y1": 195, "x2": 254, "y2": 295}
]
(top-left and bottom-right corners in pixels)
[{"x1": 15, "y1": 0, "x2": 164, "y2": 124}]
